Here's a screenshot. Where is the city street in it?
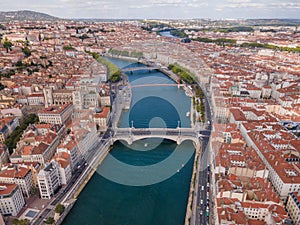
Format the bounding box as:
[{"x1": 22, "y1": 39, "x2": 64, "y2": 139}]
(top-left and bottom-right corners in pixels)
[{"x1": 193, "y1": 82, "x2": 212, "y2": 225}]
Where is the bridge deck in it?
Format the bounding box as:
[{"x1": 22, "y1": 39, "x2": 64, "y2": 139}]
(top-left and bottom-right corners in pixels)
[{"x1": 121, "y1": 66, "x2": 159, "y2": 72}]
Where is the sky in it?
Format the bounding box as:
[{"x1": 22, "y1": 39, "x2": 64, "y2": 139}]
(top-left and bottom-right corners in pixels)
[{"x1": 1, "y1": 0, "x2": 300, "y2": 19}]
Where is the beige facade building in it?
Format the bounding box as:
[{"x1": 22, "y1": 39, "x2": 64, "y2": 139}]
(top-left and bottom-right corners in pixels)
[
  {"x1": 38, "y1": 103, "x2": 73, "y2": 124},
  {"x1": 0, "y1": 165, "x2": 34, "y2": 198},
  {"x1": 286, "y1": 192, "x2": 300, "y2": 225},
  {"x1": 93, "y1": 107, "x2": 110, "y2": 131}
]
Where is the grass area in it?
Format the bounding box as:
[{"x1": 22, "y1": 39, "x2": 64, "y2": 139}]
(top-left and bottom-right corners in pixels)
[
  {"x1": 193, "y1": 85, "x2": 205, "y2": 123},
  {"x1": 193, "y1": 36, "x2": 300, "y2": 53},
  {"x1": 168, "y1": 63, "x2": 196, "y2": 84},
  {"x1": 170, "y1": 29, "x2": 188, "y2": 38}
]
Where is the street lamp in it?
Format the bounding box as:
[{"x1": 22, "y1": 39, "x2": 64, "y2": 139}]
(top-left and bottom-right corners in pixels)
[{"x1": 178, "y1": 120, "x2": 181, "y2": 138}]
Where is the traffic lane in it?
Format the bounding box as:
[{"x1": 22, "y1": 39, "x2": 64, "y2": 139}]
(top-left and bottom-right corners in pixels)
[{"x1": 34, "y1": 208, "x2": 51, "y2": 225}]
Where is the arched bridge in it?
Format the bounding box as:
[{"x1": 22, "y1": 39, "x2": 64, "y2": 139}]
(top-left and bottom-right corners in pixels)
[
  {"x1": 121, "y1": 66, "x2": 160, "y2": 73},
  {"x1": 112, "y1": 127, "x2": 203, "y2": 146},
  {"x1": 128, "y1": 83, "x2": 183, "y2": 89}
]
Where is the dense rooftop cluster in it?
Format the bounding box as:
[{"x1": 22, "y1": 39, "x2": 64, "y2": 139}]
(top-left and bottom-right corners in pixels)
[{"x1": 0, "y1": 19, "x2": 299, "y2": 224}]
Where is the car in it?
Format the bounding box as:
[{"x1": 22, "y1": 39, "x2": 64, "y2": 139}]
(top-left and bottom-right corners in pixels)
[
  {"x1": 201, "y1": 186, "x2": 204, "y2": 191},
  {"x1": 207, "y1": 183, "x2": 210, "y2": 187},
  {"x1": 200, "y1": 210, "x2": 203, "y2": 215},
  {"x1": 200, "y1": 199, "x2": 203, "y2": 204}
]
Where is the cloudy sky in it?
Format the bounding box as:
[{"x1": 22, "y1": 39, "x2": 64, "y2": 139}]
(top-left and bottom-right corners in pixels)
[{"x1": 1, "y1": 0, "x2": 299, "y2": 19}]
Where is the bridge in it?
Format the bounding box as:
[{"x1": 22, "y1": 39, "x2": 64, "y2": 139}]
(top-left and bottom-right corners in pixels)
[
  {"x1": 112, "y1": 127, "x2": 205, "y2": 146},
  {"x1": 121, "y1": 66, "x2": 160, "y2": 73},
  {"x1": 128, "y1": 83, "x2": 183, "y2": 88}
]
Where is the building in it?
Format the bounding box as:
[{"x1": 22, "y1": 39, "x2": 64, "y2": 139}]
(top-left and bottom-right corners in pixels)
[
  {"x1": 0, "y1": 144, "x2": 9, "y2": 167},
  {"x1": 93, "y1": 107, "x2": 110, "y2": 131},
  {"x1": 43, "y1": 88, "x2": 73, "y2": 108},
  {"x1": 0, "y1": 183, "x2": 25, "y2": 216},
  {"x1": 37, "y1": 161, "x2": 61, "y2": 199},
  {"x1": 57, "y1": 135, "x2": 80, "y2": 172},
  {"x1": 38, "y1": 104, "x2": 73, "y2": 124},
  {"x1": 286, "y1": 192, "x2": 300, "y2": 225},
  {"x1": 10, "y1": 124, "x2": 63, "y2": 164},
  {"x1": 53, "y1": 153, "x2": 72, "y2": 185},
  {"x1": 240, "y1": 122, "x2": 300, "y2": 200},
  {"x1": 72, "y1": 77, "x2": 104, "y2": 110},
  {"x1": 0, "y1": 117, "x2": 20, "y2": 143},
  {"x1": 27, "y1": 93, "x2": 44, "y2": 106},
  {"x1": 0, "y1": 165, "x2": 34, "y2": 198}
]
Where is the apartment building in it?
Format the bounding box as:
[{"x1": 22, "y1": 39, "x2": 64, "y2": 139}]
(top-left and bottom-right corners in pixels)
[
  {"x1": 57, "y1": 135, "x2": 80, "y2": 171},
  {"x1": 0, "y1": 165, "x2": 34, "y2": 198},
  {"x1": 286, "y1": 192, "x2": 300, "y2": 225},
  {"x1": 37, "y1": 161, "x2": 61, "y2": 199},
  {"x1": 0, "y1": 183, "x2": 25, "y2": 216},
  {"x1": 240, "y1": 122, "x2": 300, "y2": 200},
  {"x1": 93, "y1": 107, "x2": 110, "y2": 131},
  {"x1": 10, "y1": 124, "x2": 63, "y2": 164},
  {"x1": 38, "y1": 103, "x2": 73, "y2": 125},
  {"x1": 0, "y1": 117, "x2": 20, "y2": 143}
]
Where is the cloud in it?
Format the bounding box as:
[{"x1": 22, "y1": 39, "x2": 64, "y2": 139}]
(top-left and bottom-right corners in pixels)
[{"x1": 0, "y1": 0, "x2": 299, "y2": 19}]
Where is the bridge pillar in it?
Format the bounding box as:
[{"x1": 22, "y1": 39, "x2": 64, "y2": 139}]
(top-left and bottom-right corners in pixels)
[{"x1": 176, "y1": 138, "x2": 181, "y2": 145}]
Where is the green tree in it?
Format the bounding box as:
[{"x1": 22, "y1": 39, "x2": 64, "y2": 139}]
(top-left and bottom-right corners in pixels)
[
  {"x1": 45, "y1": 217, "x2": 55, "y2": 224},
  {"x1": 79, "y1": 34, "x2": 89, "y2": 41},
  {"x1": 63, "y1": 45, "x2": 75, "y2": 51},
  {"x1": 22, "y1": 47, "x2": 31, "y2": 57},
  {"x1": 54, "y1": 203, "x2": 65, "y2": 215},
  {"x1": 12, "y1": 219, "x2": 30, "y2": 225},
  {"x1": 15, "y1": 60, "x2": 23, "y2": 67},
  {"x1": 5, "y1": 114, "x2": 39, "y2": 153},
  {"x1": 2, "y1": 38, "x2": 13, "y2": 53},
  {"x1": 0, "y1": 82, "x2": 6, "y2": 91}
]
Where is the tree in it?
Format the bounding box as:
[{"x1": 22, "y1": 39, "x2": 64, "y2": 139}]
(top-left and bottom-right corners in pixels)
[
  {"x1": 63, "y1": 45, "x2": 75, "y2": 51},
  {"x1": 45, "y1": 217, "x2": 55, "y2": 224},
  {"x1": 54, "y1": 203, "x2": 65, "y2": 215},
  {"x1": 15, "y1": 60, "x2": 23, "y2": 67},
  {"x1": 22, "y1": 47, "x2": 31, "y2": 57},
  {"x1": 2, "y1": 38, "x2": 13, "y2": 53},
  {"x1": 0, "y1": 82, "x2": 6, "y2": 91},
  {"x1": 12, "y1": 219, "x2": 30, "y2": 225}
]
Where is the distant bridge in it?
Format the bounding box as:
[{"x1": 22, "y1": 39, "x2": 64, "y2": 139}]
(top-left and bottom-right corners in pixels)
[
  {"x1": 121, "y1": 66, "x2": 160, "y2": 73},
  {"x1": 128, "y1": 83, "x2": 183, "y2": 88},
  {"x1": 112, "y1": 127, "x2": 207, "y2": 146}
]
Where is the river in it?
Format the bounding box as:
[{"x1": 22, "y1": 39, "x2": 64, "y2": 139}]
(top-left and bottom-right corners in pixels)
[{"x1": 62, "y1": 58, "x2": 195, "y2": 225}]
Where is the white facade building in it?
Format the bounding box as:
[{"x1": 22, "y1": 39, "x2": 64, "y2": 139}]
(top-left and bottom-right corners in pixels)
[
  {"x1": 37, "y1": 162, "x2": 61, "y2": 199},
  {"x1": 0, "y1": 183, "x2": 25, "y2": 216}
]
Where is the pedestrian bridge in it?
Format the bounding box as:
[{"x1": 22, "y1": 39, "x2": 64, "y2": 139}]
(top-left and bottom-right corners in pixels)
[
  {"x1": 121, "y1": 66, "x2": 160, "y2": 73},
  {"x1": 112, "y1": 127, "x2": 201, "y2": 146}
]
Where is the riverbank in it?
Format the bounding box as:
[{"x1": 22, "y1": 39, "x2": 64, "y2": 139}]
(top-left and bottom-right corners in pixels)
[
  {"x1": 73, "y1": 146, "x2": 112, "y2": 199},
  {"x1": 185, "y1": 143, "x2": 201, "y2": 225},
  {"x1": 58, "y1": 142, "x2": 112, "y2": 224}
]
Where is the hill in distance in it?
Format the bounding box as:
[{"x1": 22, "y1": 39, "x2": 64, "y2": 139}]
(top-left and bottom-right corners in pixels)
[{"x1": 0, "y1": 10, "x2": 59, "y2": 22}]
